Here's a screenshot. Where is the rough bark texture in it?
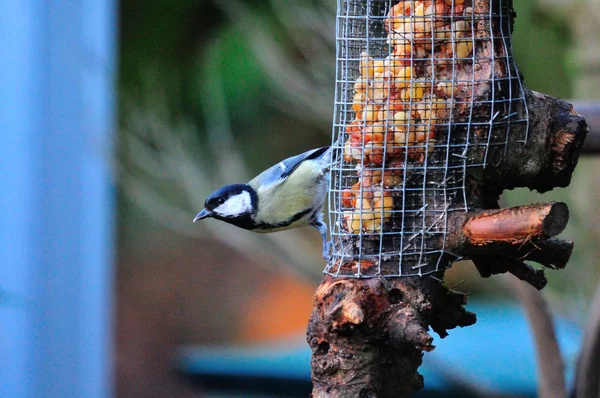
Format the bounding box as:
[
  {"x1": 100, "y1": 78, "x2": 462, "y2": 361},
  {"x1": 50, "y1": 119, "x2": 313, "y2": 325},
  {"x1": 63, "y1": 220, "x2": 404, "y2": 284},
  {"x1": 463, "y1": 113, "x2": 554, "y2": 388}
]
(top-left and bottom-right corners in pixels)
[
  {"x1": 308, "y1": 0, "x2": 588, "y2": 396},
  {"x1": 467, "y1": 90, "x2": 588, "y2": 197},
  {"x1": 308, "y1": 276, "x2": 475, "y2": 398},
  {"x1": 461, "y1": 202, "x2": 569, "y2": 245}
]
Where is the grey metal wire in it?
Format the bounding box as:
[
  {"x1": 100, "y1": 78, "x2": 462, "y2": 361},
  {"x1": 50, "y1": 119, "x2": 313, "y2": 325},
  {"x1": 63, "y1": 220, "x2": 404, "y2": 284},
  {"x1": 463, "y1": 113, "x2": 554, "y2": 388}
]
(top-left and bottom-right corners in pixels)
[{"x1": 326, "y1": 0, "x2": 528, "y2": 277}]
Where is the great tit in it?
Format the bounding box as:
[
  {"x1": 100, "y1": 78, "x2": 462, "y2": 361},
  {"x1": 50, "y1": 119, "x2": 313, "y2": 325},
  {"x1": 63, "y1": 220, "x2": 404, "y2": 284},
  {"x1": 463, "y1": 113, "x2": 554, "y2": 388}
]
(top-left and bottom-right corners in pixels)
[{"x1": 193, "y1": 146, "x2": 334, "y2": 260}]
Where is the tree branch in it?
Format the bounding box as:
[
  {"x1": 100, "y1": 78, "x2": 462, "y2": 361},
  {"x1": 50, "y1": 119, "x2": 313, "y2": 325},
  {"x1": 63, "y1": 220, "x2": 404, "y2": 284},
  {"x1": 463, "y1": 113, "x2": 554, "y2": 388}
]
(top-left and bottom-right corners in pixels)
[
  {"x1": 507, "y1": 275, "x2": 567, "y2": 398},
  {"x1": 443, "y1": 202, "x2": 574, "y2": 290},
  {"x1": 462, "y1": 203, "x2": 569, "y2": 245},
  {"x1": 573, "y1": 281, "x2": 600, "y2": 398},
  {"x1": 308, "y1": 276, "x2": 475, "y2": 398}
]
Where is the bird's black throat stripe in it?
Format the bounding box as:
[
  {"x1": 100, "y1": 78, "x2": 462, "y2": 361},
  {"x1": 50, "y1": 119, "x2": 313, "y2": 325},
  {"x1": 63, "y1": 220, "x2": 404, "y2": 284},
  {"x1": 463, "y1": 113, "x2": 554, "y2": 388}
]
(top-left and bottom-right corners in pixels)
[
  {"x1": 256, "y1": 207, "x2": 313, "y2": 230},
  {"x1": 220, "y1": 207, "x2": 313, "y2": 231}
]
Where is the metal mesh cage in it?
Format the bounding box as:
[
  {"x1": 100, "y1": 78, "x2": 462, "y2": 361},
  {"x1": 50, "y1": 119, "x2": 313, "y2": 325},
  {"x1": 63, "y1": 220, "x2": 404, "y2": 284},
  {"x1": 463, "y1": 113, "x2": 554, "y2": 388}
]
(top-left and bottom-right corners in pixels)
[{"x1": 326, "y1": 0, "x2": 529, "y2": 277}]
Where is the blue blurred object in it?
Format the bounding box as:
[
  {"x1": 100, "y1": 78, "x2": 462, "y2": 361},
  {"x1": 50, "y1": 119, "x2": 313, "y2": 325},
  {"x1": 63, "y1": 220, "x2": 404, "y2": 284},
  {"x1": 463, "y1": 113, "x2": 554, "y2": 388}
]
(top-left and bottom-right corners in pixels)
[
  {"x1": 178, "y1": 300, "x2": 582, "y2": 397},
  {"x1": 0, "y1": 1, "x2": 116, "y2": 397}
]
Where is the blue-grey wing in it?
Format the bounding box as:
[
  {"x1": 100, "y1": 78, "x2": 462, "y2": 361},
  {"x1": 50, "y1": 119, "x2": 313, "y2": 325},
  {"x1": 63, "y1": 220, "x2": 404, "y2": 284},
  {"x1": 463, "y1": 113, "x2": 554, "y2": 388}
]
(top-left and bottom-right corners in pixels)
[{"x1": 248, "y1": 146, "x2": 330, "y2": 189}]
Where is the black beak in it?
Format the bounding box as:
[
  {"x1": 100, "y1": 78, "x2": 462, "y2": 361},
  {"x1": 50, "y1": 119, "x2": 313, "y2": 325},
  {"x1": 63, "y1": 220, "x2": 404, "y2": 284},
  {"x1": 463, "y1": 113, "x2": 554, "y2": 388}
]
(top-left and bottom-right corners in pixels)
[{"x1": 193, "y1": 209, "x2": 211, "y2": 222}]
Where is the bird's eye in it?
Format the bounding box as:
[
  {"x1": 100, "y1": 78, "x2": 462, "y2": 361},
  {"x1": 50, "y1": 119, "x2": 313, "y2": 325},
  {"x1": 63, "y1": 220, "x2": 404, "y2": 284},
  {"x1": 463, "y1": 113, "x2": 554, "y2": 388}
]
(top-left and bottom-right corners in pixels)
[{"x1": 217, "y1": 198, "x2": 225, "y2": 205}]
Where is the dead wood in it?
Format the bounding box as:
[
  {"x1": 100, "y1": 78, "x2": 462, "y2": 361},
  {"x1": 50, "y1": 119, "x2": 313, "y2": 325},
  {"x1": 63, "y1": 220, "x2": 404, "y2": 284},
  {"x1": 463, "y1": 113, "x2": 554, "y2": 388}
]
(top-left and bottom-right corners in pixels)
[
  {"x1": 308, "y1": 275, "x2": 475, "y2": 398},
  {"x1": 461, "y1": 203, "x2": 569, "y2": 245},
  {"x1": 571, "y1": 101, "x2": 600, "y2": 154}
]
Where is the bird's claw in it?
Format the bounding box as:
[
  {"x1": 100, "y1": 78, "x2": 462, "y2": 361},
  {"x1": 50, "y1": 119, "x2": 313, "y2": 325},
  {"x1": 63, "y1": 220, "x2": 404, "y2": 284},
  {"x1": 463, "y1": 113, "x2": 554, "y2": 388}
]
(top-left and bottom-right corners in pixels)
[{"x1": 322, "y1": 241, "x2": 333, "y2": 263}]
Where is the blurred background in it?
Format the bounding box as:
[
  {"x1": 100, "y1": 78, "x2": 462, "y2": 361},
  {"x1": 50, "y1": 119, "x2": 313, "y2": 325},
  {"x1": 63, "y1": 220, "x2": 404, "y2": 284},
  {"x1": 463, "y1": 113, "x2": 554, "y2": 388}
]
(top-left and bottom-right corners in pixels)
[{"x1": 1, "y1": 0, "x2": 599, "y2": 397}]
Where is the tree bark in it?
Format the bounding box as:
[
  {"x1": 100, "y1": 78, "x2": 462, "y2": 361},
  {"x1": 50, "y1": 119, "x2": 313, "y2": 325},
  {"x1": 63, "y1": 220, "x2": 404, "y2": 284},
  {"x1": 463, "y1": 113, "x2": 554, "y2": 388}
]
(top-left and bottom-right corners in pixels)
[
  {"x1": 308, "y1": 276, "x2": 475, "y2": 398},
  {"x1": 571, "y1": 101, "x2": 600, "y2": 154}
]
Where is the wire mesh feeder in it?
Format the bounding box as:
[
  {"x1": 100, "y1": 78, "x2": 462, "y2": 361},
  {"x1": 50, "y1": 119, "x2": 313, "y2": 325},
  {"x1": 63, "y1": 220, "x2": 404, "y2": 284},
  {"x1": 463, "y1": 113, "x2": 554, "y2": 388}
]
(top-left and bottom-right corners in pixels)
[{"x1": 326, "y1": 0, "x2": 529, "y2": 277}]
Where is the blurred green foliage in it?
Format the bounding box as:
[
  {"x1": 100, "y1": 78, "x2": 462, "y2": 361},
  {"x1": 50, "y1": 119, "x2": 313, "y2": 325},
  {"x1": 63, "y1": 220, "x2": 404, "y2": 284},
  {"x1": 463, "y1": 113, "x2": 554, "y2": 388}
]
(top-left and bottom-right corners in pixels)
[
  {"x1": 119, "y1": 0, "x2": 575, "y2": 163},
  {"x1": 512, "y1": 0, "x2": 573, "y2": 98}
]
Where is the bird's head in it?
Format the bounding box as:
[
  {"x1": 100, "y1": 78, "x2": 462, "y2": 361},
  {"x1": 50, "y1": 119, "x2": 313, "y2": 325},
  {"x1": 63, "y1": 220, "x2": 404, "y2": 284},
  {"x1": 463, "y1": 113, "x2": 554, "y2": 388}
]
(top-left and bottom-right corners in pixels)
[{"x1": 193, "y1": 184, "x2": 257, "y2": 223}]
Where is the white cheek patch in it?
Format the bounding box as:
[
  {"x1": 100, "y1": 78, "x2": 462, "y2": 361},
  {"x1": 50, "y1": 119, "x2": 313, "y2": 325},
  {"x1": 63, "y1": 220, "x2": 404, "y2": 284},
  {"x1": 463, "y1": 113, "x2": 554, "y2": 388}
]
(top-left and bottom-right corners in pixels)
[{"x1": 214, "y1": 191, "x2": 252, "y2": 217}]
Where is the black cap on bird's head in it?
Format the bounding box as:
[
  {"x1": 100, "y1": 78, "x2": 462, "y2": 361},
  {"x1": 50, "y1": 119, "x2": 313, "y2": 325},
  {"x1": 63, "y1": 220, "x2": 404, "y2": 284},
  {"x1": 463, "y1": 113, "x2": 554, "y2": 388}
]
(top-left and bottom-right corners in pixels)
[{"x1": 193, "y1": 184, "x2": 257, "y2": 223}]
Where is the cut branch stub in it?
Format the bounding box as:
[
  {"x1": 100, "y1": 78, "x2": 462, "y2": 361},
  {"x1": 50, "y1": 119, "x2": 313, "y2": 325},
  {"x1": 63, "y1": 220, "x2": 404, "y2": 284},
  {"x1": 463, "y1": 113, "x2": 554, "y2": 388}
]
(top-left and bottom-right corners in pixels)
[
  {"x1": 447, "y1": 202, "x2": 572, "y2": 289},
  {"x1": 462, "y1": 202, "x2": 569, "y2": 245}
]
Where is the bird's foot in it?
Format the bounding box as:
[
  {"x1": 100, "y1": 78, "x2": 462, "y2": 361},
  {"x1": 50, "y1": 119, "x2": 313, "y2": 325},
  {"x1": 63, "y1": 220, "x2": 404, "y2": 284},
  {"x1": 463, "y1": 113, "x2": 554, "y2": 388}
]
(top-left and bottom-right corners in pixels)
[
  {"x1": 319, "y1": 165, "x2": 332, "y2": 177},
  {"x1": 322, "y1": 241, "x2": 333, "y2": 263}
]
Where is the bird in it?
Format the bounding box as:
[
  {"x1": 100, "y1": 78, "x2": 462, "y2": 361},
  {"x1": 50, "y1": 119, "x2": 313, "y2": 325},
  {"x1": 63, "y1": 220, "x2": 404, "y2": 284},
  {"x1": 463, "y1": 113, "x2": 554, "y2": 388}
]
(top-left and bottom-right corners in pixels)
[{"x1": 193, "y1": 146, "x2": 335, "y2": 261}]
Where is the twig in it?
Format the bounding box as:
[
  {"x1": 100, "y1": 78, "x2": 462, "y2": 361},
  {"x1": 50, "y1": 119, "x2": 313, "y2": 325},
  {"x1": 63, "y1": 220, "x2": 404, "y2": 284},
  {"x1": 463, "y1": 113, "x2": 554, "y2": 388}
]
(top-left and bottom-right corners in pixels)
[
  {"x1": 570, "y1": 101, "x2": 600, "y2": 155},
  {"x1": 506, "y1": 274, "x2": 566, "y2": 398},
  {"x1": 572, "y1": 280, "x2": 600, "y2": 398}
]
